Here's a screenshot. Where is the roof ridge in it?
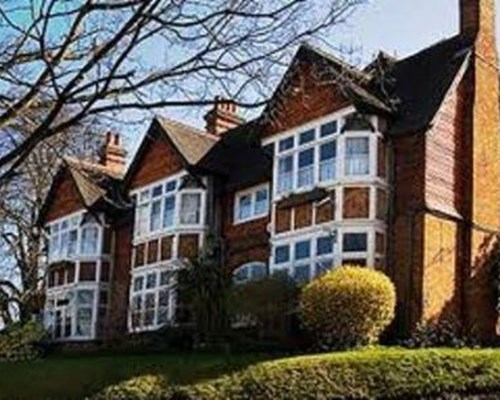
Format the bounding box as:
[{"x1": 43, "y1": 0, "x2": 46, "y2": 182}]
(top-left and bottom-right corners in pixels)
[{"x1": 157, "y1": 117, "x2": 219, "y2": 141}]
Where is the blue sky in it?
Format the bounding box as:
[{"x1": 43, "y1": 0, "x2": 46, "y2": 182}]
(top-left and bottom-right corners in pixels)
[{"x1": 125, "y1": 0, "x2": 500, "y2": 157}]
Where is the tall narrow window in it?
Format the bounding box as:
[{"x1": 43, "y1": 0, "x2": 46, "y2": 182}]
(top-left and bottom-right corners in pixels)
[
  {"x1": 319, "y1": 140, "x2": 336, "y2": 182},
  {"x1": 180, "y1": 193, "x2": 201, "y2": 225},
  {"x1": 278, "y1": 156, "x2": 293, "y2": 194},
  {"x1": 80, "y1": 225, "x2": 99, "y2": 255},
  {"x1": 149, "y1": 199, "x2": 162, "y2": 232},
  {"x1": 254, "y1": 188, "x2": 269, "y2": 216},
  {"x1": 345, "y1": 137, "x2": 369, "y2": 176},
  {"x1": 237, "y1": 194, "x2": 252, "y2": 221},
  {"x1": 297, "y1": 148, "x2": 314, "y2": 188},
  {"x1": 162, "y1": 196, "x2": 175, "y2": 228}
]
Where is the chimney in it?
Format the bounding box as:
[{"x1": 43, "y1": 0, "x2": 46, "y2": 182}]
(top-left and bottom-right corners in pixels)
[
  {"x1": 99, "y1": 132, "x2": 127, "y2": 175},
  {"x1": 460, "y1": 0, "x2": 496, "y2": 42},
  {"x1": 204, "y1": 96, "x2": 244, "y2": 136}
]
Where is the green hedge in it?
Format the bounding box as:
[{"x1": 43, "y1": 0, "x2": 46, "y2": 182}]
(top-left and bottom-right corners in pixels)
[
  {"x1": 94, "y1": 349, "x2": 500, "y2": 399},
  {"x1": 0, "y1": 321, "x2": 46, "y2": 363},
  {"x1": 171, "y1": 349, "x2": 500, "y2": 400}
]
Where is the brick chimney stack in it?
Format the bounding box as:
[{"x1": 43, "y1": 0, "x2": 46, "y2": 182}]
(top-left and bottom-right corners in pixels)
[
  {"x1": 460, "y1": 0, "x2": 496, "y2": 45},
  {"x1": 204, "y1": 96, "x2": 245, "y2": 136},
  {"x1": 99, "y1": 132, "x2": 127, "y2": 175}
]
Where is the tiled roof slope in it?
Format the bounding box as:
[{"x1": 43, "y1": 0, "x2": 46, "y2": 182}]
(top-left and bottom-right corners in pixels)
[
  {"x1": 157, "y1": 118, "x2": 219, "y2": 165},
  {"x1": 64, "y1": 157, "x2": 127, "y2": 209},
  {"x1": 197, "y1": 120, "x2": 272, "y2": 191}
]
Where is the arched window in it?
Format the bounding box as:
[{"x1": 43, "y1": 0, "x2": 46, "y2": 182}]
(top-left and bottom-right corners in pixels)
[{"x1": 233, "y1": 262, "x2": 267, "y2": 284}]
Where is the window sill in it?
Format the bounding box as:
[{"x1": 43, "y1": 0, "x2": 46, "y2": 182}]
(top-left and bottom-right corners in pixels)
[{"x1": 233, "y1": 213, "x2": 269, "y2": 226}]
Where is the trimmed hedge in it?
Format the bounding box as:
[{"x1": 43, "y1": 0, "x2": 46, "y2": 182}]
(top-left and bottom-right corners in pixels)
[
  {"x1": 170, "y1": 349, "x2": 500, "y2": 400},
  {"x1": 299, "y1": 266, "x2": 396, "y2": 349},
  {"x1": 94, "y1": 349, "x2": 500, "y2": 399}
]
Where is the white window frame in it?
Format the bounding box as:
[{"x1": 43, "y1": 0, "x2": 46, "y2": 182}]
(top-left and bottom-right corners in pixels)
[
  {"x1": 233, "y1": 183, "x2": 270, "y2": 224},
  {"x1": 233, "y1": 261, "x2": 268, "y2": 284},
  {"x1": 265, "y1": 107, "x2": 383, "y2": 200},
  {"x1": 128, "y1": 265, "x2": 178, "y2": 333},
  {"x1": 130, "y1": 171, "x2": 207, "y2": 243},
  {"x1": 46, "y1": 210, "x2": 104, "y2": 263}
]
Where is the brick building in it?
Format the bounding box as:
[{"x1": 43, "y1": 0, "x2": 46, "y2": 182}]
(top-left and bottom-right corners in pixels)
[{"x1": 38, "y1": 0, "x2": 500, "y2": 342}]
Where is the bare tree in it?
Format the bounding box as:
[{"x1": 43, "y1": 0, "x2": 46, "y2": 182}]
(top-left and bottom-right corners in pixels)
[
  {"x1": 0, "y1": 110, "x2": 100, "y2": 325},
  {"x1": 0, "y1": 0, "x2": 365, "y2": 181}
]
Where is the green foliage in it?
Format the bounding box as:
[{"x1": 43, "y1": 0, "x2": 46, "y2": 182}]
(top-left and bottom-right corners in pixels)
[
  {"x1": 404, "y1": 319, "x2": 477, "y2": 349},
  {"x1": 92, "y1": 374, "x2": 170, "y2": 400},
  {"x1": 299, "y1": 266, "x2": 396, "y2": 349},
  {"x1": 229, "y1": 275, "x2": 299, "y2": 342},
  {"x1": 178, "y1": 235, "x2": 231, "y2": 347},
  {"x1": 169, "y1": 349, "x2": 500, "y2": 400},
  {"x1": 0, "y1": 320, "x2": 46, "y2": 363}
]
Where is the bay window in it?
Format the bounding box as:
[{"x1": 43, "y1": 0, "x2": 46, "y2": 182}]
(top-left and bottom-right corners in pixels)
[
  {"x1": 234, "y1": 184, "x2": 270, "y2": 223},
  {"x1": 47, "y1": 213, "x2": 103, "y2": 262},
  {"x1": 233, "y1": 262, "x2": 267, "y2": 284},
  {"x1": 270, "y1": 113, "x2": 379, "y2": 197},
  {"x1": 345, "y1": 137, "x2": 370, "y2": 176},
  {"x1": 133, "y1": 174, "x2": 205, "y2": 239},
  {"x1": 130, "y1": 266, "x2": 177, "y2": 332}
]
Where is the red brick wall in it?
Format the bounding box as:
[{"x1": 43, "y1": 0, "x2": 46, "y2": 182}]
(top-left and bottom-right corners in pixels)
[
  {"x1": 128, "y1": 128, "x2": 185, "y2": 190},
  {"x1": 45, "y1": 169, "x2": 84, "y2": 223},
  {"x1": 221, "y1": 188, "x2": 270, "y2": 271},
  {"x1": 261, "y1": 62, "x2": 350, "y2": 138},
  {"x1": 105, "y1": 214, "x2": 133, "y2": 342}
]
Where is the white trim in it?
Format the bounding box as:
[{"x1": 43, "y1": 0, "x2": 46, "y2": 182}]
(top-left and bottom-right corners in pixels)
[{"x1": 233, "y1": 183, "x2": 270, "y2": 225}]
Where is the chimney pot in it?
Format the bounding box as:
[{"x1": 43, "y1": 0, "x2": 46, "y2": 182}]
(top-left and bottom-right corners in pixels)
[{"x1": 204, "y1": 96, "x2": 245, "y2": 136}]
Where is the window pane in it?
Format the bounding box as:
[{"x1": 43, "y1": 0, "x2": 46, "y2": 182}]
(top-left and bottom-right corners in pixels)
[
  {"x1": 77, "y1": 289, "x2": 94, "y2": 306},
  {"x1": 233, "y1": 266, "x2": 249, "y2": 284},
  {"x1": 133, "y1": 276, "x2": 144, "y2": 292},
  {"x1": 139, "y1": 190, "x2": 150, "y2": 203},
  {"x1": 160, "y1": 271, "x2": 174, "y2": 286},
  {"x1": 144, "y1": 293, "x2": 155, "y2": 327},
  {"x1": 316, "y1": 259, "x2": 334, "y2": 276},
  {"x1": 294, "y1": 265, "x2": 310, "y2": 283},
  {"x1": 275, "y1": 245, "x2": 290, "y2": 264},
  {"x1": 343, "y1": 233, "x2": 368, "y2": 252},
  {"x1": 152, "y1": 185, "x2": 163, "y2": 197},
  {"x1": 238, "y1": 194, "x2": 252, "y2": 221},
  {"x1": 165, "y1": 180, "x2": 177, "y2": 193},
  {"x1": 157, "y1": 289, "x2": 170, "y2": 325},
  {"x1": 279, "y1": 137, "x2": 294, "y2": 152},
  {"x1": 299, "y1": 129, "x2": 315, "y2": 144},
  {"x1": 317, "y1": 236, "x2": 334, "y2": 255},
  {"x1": 298, "y1": 149, "x2": 314, "y2": 188},
  {"x1": 345, "y1": 137, "x2": 369, "y2": 176},
  {"x1": 146, "y1": 273, "x2": 157, "y2": 289},
  {"x1": 76, "y1": 308, "x2": 93, "y2": 337},
  {"x1": 162, "y1": 196, "x2": 176, "y2": 228},
  {"x1": 67, "y1": 230, "x2": 78, "y2": 256},
  {"x1": 278, "y1": 156, "x2": 294, "y2": 194},
  {"x1": 320, "y1": 121, "x2": 337, "y2": 137},
  {"x1": 180, "y1": 193, "x2": 201, "y2": 225},
  {"x1": 150, "y1": 200, "x2": 162, "y2": 231},
  {"x1": 254, "y1": 189, "x2": 269, "y2": 216},
  {"x1": 250, "y1": 264, "x2": 267, "y2": 279},
  {"x1": 295, "y1": 240, "x2": 311, "y2": 260},
  {"x1": 137, "y1": 204, "x2": 149, "y2": 236},
  {"x1": 320, "y1": 141, "x2": 337, "y2": 182},
  {"x1": 81, "y1": 226, "x2": 99, "y2": 255}
]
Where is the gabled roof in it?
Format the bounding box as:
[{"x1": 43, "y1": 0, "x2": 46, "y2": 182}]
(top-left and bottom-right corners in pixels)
[
  {"x1": 376, "y1": 34, "x2": 473, "y2": 135},
  {"x1": 38, "y1": 157, "x2": 128, "y2": 225},
  {"x1": 157, "y1": 118, "x2": 219, "y2": 165},
  {"x1": 124, "y1": 117, "x2": 219, "y2": 187}
]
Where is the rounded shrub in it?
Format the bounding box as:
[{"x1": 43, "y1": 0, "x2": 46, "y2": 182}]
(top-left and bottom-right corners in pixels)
[{"x1": 299, "y1": 266, "x2": 396, "y2": 349}]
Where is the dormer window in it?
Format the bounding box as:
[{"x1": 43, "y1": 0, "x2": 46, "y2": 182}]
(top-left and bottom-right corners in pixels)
[{"x1": 234, "y1": 184, "x2": 270, "y2": 224}]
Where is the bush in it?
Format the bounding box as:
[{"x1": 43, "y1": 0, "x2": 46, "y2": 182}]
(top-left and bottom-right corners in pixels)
[
  {"x1": 404, "y1": 319, "x2": 477, "y2": 349},
  {"x1": 92, "y1": 374, "x2": 170, "y2": 400},
  {"x1": 229, "y1": 274, "x2": 299, "y2": 344},
  {"x1": 0, "y1": 321, "x2": 46, "y2": 363},
  {"x1": 299, "y1": 266, "x2": 396, "y2": 349},
  {"x1": 169, "y1": 349, "x2": 500, "y2": 400}
]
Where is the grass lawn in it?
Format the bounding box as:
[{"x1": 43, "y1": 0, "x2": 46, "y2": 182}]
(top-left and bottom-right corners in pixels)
[{"x1": 0, "y1": 351, "x2": 275, "y2": 400}]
